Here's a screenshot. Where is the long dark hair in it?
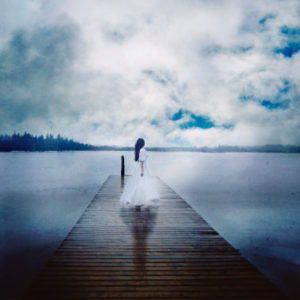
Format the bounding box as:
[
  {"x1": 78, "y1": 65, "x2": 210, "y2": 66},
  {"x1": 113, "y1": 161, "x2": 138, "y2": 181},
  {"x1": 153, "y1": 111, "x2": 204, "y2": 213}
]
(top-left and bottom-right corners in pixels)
[{"x1": 134, "y1": 138, "x2": 145, "y2": 161}]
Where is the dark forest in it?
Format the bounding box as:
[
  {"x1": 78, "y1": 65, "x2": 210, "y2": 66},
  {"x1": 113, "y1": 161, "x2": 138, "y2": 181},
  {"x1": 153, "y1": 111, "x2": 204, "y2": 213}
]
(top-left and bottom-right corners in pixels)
[{"x1": 0, "y1": 132, "x2": 95, "y2": 151}]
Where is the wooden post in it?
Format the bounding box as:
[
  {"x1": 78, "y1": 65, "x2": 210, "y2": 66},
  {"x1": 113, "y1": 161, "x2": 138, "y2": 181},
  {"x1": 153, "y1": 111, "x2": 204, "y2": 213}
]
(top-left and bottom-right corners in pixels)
[{"x1": 121, "y1": 155, "x2": 125, "y2": 177}]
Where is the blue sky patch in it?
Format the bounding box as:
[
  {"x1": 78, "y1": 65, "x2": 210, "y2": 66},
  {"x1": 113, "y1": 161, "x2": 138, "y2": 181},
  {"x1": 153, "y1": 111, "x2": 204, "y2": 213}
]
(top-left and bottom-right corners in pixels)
[
  {"x1": 280, "y1": 25, "x2": 300, "y2": 37},
  {"x1": 261, "y1": 99, "x2": 290, "y2": 110},
  {"x1": 170, "y1": 109, "x2": 184, "y2": 121},
  {"x1": 169, "y1": 109, "x2": 236, "y2": 130},
  {"x1": 179, "y1": 114, "x2": 215, "y2": 130},
  {"x1": 169, "y1": 109, "x2": 215, "y2": 129},
  {"x1": 274, "y1": 25, "x2": 300, "y2": 57},
  {"x1": 274, "y1": 41, "x2": 300, "y2": 57},
  {"x1": 259, "y1": 14, "x2": 275, "y2": 25}
]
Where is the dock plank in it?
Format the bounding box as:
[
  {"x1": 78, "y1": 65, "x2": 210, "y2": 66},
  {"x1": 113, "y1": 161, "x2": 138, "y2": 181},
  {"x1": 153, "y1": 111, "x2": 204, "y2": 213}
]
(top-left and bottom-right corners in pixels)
[{"x1": 24, "y1": 175, "x2": 287, "y2": 299}]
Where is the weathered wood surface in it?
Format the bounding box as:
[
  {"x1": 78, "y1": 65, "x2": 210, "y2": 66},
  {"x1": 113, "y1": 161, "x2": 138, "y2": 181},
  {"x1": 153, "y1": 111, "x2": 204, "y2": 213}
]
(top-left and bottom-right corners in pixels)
[{"x1": 24, "y1": 175, "x2": 287, "y2": 299}]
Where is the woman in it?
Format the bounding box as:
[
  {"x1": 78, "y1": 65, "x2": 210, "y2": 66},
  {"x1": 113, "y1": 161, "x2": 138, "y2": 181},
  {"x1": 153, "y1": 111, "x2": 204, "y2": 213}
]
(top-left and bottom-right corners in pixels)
[{"x1": 120, "y1": 138, "x2": 160, "y2": 210}]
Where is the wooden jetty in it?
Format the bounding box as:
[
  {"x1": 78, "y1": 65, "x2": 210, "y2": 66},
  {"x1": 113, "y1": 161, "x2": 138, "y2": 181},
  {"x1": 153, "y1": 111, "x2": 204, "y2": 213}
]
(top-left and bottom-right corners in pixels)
[{"x1": 24, "y1": 175, "x2": 287, "y2": 299}]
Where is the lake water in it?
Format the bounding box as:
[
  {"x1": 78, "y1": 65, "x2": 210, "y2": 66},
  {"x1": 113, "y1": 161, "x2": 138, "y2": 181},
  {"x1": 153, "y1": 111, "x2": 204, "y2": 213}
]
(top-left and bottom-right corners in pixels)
[{"x1": 1, "y1": 151, "x2": 300, "y2": 299}]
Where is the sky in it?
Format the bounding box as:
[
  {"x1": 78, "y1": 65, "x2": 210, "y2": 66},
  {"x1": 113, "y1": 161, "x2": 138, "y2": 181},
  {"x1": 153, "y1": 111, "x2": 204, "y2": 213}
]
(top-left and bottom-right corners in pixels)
[{"x1": 1, "y1": 0, "x2": 300, "y2": 147}]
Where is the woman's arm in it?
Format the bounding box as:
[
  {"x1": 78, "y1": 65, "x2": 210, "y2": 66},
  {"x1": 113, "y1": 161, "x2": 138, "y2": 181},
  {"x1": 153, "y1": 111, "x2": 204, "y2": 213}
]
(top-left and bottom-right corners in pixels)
[{"x1": 140, "y1": 161, "x2": 144, "y2": 176}]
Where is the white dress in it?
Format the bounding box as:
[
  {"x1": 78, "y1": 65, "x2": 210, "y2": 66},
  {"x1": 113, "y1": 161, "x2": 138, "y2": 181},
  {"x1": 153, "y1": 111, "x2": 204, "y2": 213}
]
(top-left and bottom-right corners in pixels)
[{"x1": 120, "y1": 147, "x2": 160, "y2": 207}]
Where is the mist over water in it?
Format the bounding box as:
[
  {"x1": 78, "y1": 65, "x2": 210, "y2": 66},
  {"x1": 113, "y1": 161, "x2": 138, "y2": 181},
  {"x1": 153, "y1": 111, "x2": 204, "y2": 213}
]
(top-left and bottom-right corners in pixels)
[
  {"x1": 149, "y1": 152, "x2": 300, "y2": 298},
  {"x1": 1, "y1": 151, "x2": 299, "y2": 299}
]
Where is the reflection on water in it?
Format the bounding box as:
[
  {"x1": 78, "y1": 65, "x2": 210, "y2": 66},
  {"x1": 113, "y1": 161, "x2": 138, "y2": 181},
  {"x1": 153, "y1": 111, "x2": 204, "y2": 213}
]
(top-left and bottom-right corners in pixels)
[
  {"x1": 120, "y1": 175, "x2": 125, "y2": 189},
  {"x1": 120, "y1": 206, "x2": 158, "y2": 274}
]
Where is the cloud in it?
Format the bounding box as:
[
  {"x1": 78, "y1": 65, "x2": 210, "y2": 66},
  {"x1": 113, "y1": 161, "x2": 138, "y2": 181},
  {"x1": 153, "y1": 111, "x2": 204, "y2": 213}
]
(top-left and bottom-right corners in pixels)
[
  {"x1": 239, "y1": 78, "x2": 292, "y2": 110},
  {"x1": 0, "y1": 18, "x2": 80, "y2": 132},
  {"x1": 0, "y1": 0, "x2": 300, "y2": 147}
]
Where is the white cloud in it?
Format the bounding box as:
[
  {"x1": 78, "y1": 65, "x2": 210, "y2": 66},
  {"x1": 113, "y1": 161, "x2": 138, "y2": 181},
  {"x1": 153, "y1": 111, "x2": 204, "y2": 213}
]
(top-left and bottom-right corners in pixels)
[{"x1": 1, "y1": 0, "x2": 300, "y2": 146}]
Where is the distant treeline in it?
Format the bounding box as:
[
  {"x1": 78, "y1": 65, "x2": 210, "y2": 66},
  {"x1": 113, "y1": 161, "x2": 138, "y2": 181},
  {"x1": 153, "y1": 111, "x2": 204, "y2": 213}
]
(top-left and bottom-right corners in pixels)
[
  {"x1": 147, "y1": 145, "x2": 300, "y2": 153},
  {"x1": 1, "y1": 132, "x2": 300, "y2": 153},
  {"x1": 0, "y1": 133, "x2": 95, "y2": 151}
]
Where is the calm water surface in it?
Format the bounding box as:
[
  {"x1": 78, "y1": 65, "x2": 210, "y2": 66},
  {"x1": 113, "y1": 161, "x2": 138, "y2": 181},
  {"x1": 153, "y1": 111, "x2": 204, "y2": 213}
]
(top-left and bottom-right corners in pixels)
[{"x1": 0, "y1": 151, "x2": 299, "y2": 299}]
